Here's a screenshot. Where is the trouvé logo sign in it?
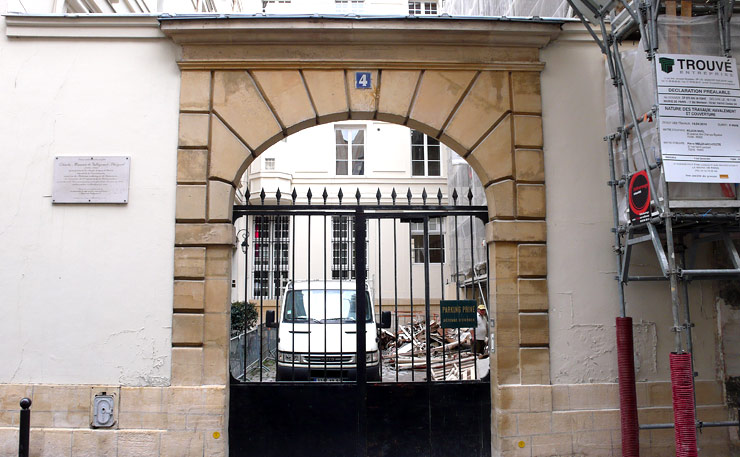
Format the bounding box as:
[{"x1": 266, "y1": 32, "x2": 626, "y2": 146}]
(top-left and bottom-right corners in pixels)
[{"x1": 659, "y1": 57, "x2": 675, "y2": 73}]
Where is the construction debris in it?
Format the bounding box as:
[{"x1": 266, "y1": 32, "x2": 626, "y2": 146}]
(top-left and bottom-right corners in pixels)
[{"x1": 381, "y1": 319, "x2": 486, "y2": 381}]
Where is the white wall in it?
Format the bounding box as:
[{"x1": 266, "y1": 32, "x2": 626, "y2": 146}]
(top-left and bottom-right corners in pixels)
[
  {"x1": 0, "y1": 6, "x2": 180, "y2": 385},
  {"x1": 541, "y1": 26, "x2": 720, "y2": 383}
]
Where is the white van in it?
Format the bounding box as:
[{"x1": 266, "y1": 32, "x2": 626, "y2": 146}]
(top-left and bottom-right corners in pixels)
[{"x1": 266, "y1": 280, "x2": 390, "y2": 381}]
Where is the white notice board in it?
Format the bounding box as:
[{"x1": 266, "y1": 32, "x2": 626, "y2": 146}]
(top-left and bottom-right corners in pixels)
[
  {"x1": 656, "y1": 53, "x2": 740, "y2": 182},
  {"x1": 52, "y1": 156, "x2": 131, "y2": 204}
]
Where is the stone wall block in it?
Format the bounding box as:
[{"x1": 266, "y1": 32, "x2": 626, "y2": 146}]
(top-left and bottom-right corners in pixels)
[
  {"x1": 517, "y1": 411, "x2": 551, "y2": 435},
  {"x1": 515, "y1": 149, "x2": 545, "y2": 183},
  {"x1": 31, "y1": 430, "x2": 72, "y2": 457},
  {"x1": 518, "y1": 244, "x2": 547, "y2": 277},
  {"x1": 466, "y1": 115, "x2": 513, "y2": 184},
  {"x1": 212, "y1": 71, "x2": 282, "y2": 151},
  {"x1": 302, "y1": 70, "x2": 348, "y2": 121},
  {"x1": 377, "y1": 70, "x2": 421, "y2": 123},
  {"x1": 207, "y1": 180, "x2": 235, "y2": 222},
  {"x1": 252, "y1": 70, "x2": 316, "y2": 130},
  {"x1": 520, "y1": 347, "x2": 550, "y2": 385},
  {"x1": 497, "y1": 348, "x2": 521, "y2": 385},
  {"x1": 205, "y1": 246, "x2": 231, "y2": 279},
  {"x1": 180, "y1": 71, "x2": 211, "y2": 112},
  {"x1": 485, "y1": 180, "x2": 516, "y2": 219},
  {"x1": 174, "y1": 247, "x2": 206, "y2": 279},
  {"x1": 174, "y1": 280, "x2": 205, "y2": 311},
  {"x1": 172, "y1": 347, "x2": 204, "y2": 386},
  {"x1": 486, "y1": 221, "x2": 546, "y2": 243},
  {"x1": 117, "y1": 431, "x2": 161, "y2": 457},
  {"x1": 120, "y1": 387, "x2": 164, "y2": 414},
  {"x1": 203, "y1": 343, "x2": 229, "y2": 385},
  {"x1": 161, "y1": 431, "x2": 205, "y2": 457},
  {"x1": 177, "y1": 149, "x2": 208, "y2": 184},
  {"x1": 178, "y1": 113, "x2": 210, "y2": 148},
  {"x1": 204, "y1": 313, "x2": 229, "y2": 347},
  {"x1": 518, "y1": 278, "x2": 548, "y2": 312},
  {"x1": 519, "y1": 313, "x2": 549, "y2": 346},
  {"x1": 172, "y1": 314, "x2": 205, "y2": 345},
  {"x1": 71, "y1": 430, "x2": 117, "y2": 457},
  {"x1": 176, "y1": 185, "x2": 207, "y2": 222},
  {"x1": 175, "y1": 223, "x2": 234, "y2": 246},
  {"x1": 346, "y1": 69, "x2": 379, "y2": 119},
  {"x1": 512, "y1": 71, "x2": 542, "y2": 114},
  {"x1": 204, "y1": 279, "x2": 230, "y2": 313},
  {"x1": 210, "y1": 115, "x2": 253, "y2": 185},
  {"x1": 513, "y1": 115, "x2": 543, "y2": 148},
  {"x1": 409, "y1": 70, "x2": 477, "y2": 134},
  {"x1": 443, "y1": 71, "x2": 510, "y2": 151},
  {"x1": 516, "y1": 184, "x2": 546, "y2": 219},
  {"x1": 496, "y1": 311, "x2": 521, "y2": 348}
]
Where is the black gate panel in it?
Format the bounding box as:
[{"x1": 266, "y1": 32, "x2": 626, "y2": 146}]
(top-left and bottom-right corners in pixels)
[
  {"x1": 231, "y1": 187, "x2": 491, "y2": 457},
  {"x1": 229, "y1": 383, "x2": 359, "y2": 457},
  {"x1": 230, "y1": 382, "x2": 491, "y2": 457}
]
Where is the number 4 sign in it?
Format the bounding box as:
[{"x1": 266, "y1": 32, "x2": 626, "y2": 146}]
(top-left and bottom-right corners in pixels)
[{"x1": 355, "y1": 72, "x2": 372, "y2": 89}]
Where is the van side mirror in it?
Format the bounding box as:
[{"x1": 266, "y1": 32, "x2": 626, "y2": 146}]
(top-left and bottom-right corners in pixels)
[
  {"x1": 380, "y1": 311, "x2": 391, "y2": 329},
  {"x1": 265, "y1": 310, "x2": 278, "y2": 328}
]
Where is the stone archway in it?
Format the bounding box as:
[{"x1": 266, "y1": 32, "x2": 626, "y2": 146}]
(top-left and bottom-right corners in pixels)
[{"x1": 163, "y1": 17, "x2": 558, "y2": 454}]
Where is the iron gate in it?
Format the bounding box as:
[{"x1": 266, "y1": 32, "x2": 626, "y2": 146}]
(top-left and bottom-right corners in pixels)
[{"x1": 229, "y1": 187, "x2": 491, "y2": 457}]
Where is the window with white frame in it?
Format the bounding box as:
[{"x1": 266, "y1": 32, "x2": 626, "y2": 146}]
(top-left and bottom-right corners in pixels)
[
  {"x1": 410, "y1": 218, "x2": 445, "y2": 263},
  {"x1": 331, "y1": 216, "x2": 368, "y2": 279},
  {"x1": 335, "y1": 127, "x2": 365, "y2": 176},
  {"x1": 264, "y1": 158, "x2": 276, "y2": 170},
  {"x1": 411, "y1": 129, "x2": 441, "y2": 176},
  {"x1": 408, "y1": 1, "x2": 437, "y2": 15},
  {"x1": 335, "y1": 0, "x2": 364, "y2": 13},
  {"x1": 252, "y1": 216, "x2": 289, "y2": 299}
]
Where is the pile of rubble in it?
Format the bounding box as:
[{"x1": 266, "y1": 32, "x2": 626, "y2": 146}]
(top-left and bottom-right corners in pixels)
[{"x1": 380, "y1": 320, "x2": 482, "y2": 381}]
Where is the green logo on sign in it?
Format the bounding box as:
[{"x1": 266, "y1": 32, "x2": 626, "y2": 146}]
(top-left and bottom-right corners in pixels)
[{"x1": 658, "y1": 57, "x2": 675, "y2": 73}]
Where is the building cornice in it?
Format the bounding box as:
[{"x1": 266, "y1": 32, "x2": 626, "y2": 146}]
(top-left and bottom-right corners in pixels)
[
  {"x1": 4, "y1": 14, "x2": 165, "y2": 38},
  {"x1": 159, "y1": 16, "x2": 562, "y2": 70}
]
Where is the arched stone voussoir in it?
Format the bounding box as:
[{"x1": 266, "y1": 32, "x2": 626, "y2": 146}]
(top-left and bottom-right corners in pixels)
[
  {"x1": 377, "y1": 70, "x2": 421, "y2": 122},
  {"x1": 345, "y1": 69, "x2": 379, "y2": 119},
  {"x1": 465, "y1": 114, "x2": 513, "y2": 185},
  {"x1": 212, "y1": 71, "x2": 282, "y2": 150},
  {"x1": 302, "y1": 70, "x2": 348, "y2": 121},
  {"x1": 210, "y1": 114, "x2": 254, "y2": 185},
  {"x1": 443, "y1": 71, "x2": 510, "y2": 152},
  {"x1": 251, "y1": 70, "x2": 316, "y2": 131},
  {"x1": 409, "y1": 70, "x2": 477, "y2": 134}
]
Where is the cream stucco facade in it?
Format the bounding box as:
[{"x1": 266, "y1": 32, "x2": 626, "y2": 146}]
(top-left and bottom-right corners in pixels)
[{"x1": 1, "y1": 4, "x2": 738, "y2": 457}]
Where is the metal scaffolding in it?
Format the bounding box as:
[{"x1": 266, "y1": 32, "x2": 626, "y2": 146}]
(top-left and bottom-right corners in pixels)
[{"x1": 567, "y1": 0, "x2": 740, "y2": 454}]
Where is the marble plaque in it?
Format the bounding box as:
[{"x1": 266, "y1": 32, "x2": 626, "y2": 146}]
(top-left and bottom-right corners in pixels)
[{"x1": 52, "y1": 156, "x2": 130, "y2": 204}]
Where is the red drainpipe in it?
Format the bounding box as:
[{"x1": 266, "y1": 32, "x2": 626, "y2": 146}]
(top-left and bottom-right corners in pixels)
[
  {"x1": 670, "y1": 352, "x2": 698, "y2": 457},
  {"x1": 617, "y1": 317, "x2": 639, "y2": 457}
]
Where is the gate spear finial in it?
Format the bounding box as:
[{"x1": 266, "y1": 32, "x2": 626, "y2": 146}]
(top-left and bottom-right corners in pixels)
[
  {"x1": 338, "y1": 188, "x2": 344, "y2": 205},
  {"x1": 307, "y1": 188, "x2": 313, "y2": 205},
  {"x1": 291, "y1": 188, "x2": 298, "y2": 205},
  {"x1": 406, "y1": 188, "x2": 412, "y2": 205},
  {"x1": 260, "y1": 188, "x2": 266, "y2": 205},
  {"x1": 437, "y1": 188, "x2": 443, "y2": 205},
  {"x1": 355, "y1": 188, "x2": 361, "y2": 205},
  {"x1": 467, "y1": 188, "x2": 474, "y2": 205},
  {"x1": 322, "y1": 187, "x2": 328, "y2": 205},
  {"x1": 422, "y1": 188, "x2": 428, "y2": 206},
  {"x1": 452, "y1": 189, "x2": 458, "y2": 205},
  {"x1": 376, "y1": 188, "x2": 381, "y2": 205},
  {"x1": 391, "y1": 188, "x2": 397, "y2": 205}
]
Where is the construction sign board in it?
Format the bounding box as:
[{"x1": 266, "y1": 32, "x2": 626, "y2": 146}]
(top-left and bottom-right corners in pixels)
[
  {"x1": 656, "y1": 53, "x2": 740, "y2": 182},
  {"x1": 440, "y1": 300, "x2": 477, "y2": 329}
]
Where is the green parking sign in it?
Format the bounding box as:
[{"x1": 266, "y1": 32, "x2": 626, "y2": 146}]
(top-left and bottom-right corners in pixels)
[{"x1": 440, "y1": 300, "x2": 477, "y2": 328}]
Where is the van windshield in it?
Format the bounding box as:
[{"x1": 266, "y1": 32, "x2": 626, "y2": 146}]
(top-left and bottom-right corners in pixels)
[{"x1": 283, "y1": 290, "x2": 373, "y2": 323}]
